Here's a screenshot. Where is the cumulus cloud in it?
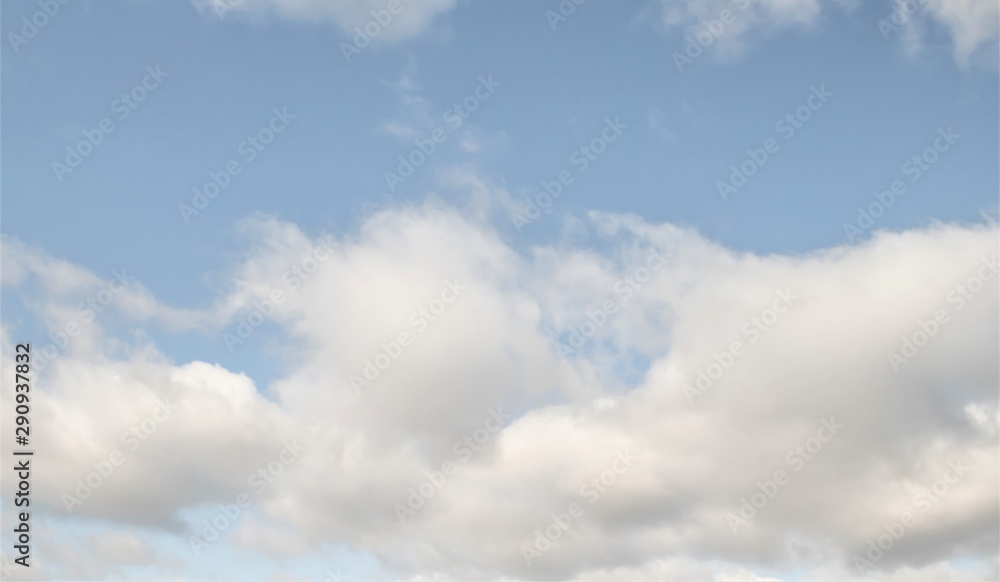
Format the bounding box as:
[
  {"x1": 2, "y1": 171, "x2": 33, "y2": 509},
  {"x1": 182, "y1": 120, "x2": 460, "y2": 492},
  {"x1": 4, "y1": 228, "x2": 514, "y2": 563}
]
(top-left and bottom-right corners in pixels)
[{"x1": 1, "y1": 199, "x2": 997, "y2": 580}]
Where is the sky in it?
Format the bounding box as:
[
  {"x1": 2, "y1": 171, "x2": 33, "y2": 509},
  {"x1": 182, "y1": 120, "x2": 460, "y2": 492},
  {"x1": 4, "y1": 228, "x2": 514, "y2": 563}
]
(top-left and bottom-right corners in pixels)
[{"x1": 0, "y1": 0, "x2": 998, "y2": 580}]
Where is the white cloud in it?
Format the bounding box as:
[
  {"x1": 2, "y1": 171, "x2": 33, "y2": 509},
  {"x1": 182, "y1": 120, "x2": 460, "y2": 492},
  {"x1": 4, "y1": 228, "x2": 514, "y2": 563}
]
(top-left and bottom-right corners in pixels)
[
  {"x1": 374, "y1": 59, "x2": 434, "y2": 143},
  {"x1": 1, "y1": 238, "x2": 213, "y2": 335},
  {"x1": 194, "y1": 0, "x2": 459, "y2": 43},
  {"x1": 646, "y1": 0, "x2": 998, "y2": 66},
  {"x1": 1, "y1": 202, "x2": 997, "y2": 580},
  {"x1": 644, "y1": 0, "x2": 824, "y2": 60},
  {"x1": 915, "y1": 0, "x2": 999, "y2": 65}
]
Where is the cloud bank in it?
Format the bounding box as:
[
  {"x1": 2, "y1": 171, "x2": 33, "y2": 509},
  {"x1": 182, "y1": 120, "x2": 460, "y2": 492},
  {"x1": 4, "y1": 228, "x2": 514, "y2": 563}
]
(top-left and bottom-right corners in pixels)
[{"x1": 2, "y1": 196, "x2": 997, "y2": 580}]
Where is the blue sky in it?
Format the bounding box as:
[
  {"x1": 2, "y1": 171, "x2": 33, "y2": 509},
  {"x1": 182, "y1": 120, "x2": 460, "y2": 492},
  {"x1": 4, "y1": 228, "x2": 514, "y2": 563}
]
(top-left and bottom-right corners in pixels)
[
  {"x1": 1, "y1": 0, "x2": 998, "y2": 580},
  {"x1": 3, "y1": 0, "x2": 997, "y2": 282},
  {"x1": 4, "y1": 0, "x2": 997, "y2": 383}
]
